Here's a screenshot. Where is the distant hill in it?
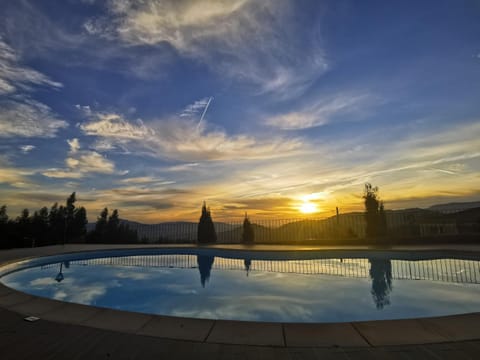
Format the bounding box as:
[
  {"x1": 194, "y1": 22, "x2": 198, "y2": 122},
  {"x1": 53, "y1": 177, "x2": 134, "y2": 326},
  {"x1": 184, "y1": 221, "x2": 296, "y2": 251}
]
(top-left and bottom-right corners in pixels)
[
  {"x1": 429, "y1": 201, "x2": 480, "y2": 213},
  {"x1": 86, "y1": 219, "x2": 238, "y2": 242},
  {"x1": 443, "y1": 207, "x2": 480, "y2": 222}
]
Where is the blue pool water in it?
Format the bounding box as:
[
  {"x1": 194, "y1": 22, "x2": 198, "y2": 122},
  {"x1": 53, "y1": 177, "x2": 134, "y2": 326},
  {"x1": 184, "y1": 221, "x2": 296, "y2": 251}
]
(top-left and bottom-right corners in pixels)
[{"x1": 1, "y1": 249, "x2": 480, "y2": 322}]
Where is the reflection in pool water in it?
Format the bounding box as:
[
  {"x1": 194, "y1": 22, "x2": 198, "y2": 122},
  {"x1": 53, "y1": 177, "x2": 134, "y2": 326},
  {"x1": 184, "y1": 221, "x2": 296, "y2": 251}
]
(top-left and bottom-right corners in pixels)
[
  {"x1": 197, "y1": 255, "x2": 215, "y2": 287},
  {"x1": 1, "y1": 251, "x2": 480, "y2": 322},
  {"x1": 369, "y1": 259, "x2": 392, "y2": 309}
]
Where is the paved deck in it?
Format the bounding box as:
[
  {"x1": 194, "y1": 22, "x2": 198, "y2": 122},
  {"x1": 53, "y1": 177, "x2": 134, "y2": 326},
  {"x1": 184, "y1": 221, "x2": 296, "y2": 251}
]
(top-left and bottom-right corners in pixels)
[{"x1": 1, "y1": 244, "x2": 480, "y2": 359}]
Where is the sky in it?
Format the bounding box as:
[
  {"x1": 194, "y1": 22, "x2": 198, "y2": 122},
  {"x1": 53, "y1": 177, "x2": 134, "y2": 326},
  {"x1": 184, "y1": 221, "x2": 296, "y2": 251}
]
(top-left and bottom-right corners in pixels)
[{"x1": 0, "y1": 0, "x2": 479, "y2": 223}]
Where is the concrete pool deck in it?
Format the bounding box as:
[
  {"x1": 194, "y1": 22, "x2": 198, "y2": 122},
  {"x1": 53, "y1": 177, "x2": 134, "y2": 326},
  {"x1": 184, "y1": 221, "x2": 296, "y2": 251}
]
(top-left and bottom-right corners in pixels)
[{"x1": 1, "y1": 244, "x2": 480, "y2": 359}]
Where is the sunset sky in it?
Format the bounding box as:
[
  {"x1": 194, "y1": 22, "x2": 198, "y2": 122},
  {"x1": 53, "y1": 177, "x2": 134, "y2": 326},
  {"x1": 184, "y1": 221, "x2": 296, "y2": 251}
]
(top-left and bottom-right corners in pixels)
[{"x1": 1, "y1": 0, "x2": 479, "y2": 222}]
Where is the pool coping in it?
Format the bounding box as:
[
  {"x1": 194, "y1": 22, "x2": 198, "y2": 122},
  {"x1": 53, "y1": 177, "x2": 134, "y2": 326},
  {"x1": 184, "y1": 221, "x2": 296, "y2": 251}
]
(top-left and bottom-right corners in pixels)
[{"x1": 1, "y1": 244, "x2": 479, "y2": 348}]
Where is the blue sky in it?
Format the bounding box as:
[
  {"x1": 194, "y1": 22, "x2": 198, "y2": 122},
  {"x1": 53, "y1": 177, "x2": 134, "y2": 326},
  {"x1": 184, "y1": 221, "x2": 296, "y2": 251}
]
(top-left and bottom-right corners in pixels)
[{"x1": 0, "y1": 0, "x2": 479, "y2": 222}]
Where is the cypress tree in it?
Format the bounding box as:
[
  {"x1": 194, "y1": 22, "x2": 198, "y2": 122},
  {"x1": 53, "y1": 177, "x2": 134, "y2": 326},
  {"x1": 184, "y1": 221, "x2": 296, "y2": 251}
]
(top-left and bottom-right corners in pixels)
[
  {"x1": 197, "y1": 202, "x2": 217, "y2": 243},
  {"x1": 241, "y1": 213, "x2": 255, "y2": 244}
]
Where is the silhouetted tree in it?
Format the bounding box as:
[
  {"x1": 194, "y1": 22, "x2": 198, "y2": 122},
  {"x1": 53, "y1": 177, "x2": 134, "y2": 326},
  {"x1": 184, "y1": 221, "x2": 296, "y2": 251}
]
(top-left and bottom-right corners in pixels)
[
  {"x1": 364, "y1": 183, "x2": 387, "y2": 239},
  {"x1": 197, "y1": 255, "x2": 215, "y2": 287},
  {"x1": 31, "y1": 207, "x2": 49, "y2": 246},
  {"x1": 107, "y1": 209, "x2": 120, "y2": 240},
  {"x1": 61, "y1": 192, "x2": 88, "y2": 242},
  {"x1": 0, "y1": 205, "x2": 10, "y2": 248},
  {"x1": 0, "y1": 206, "x2": 18, "y2": 249},
  {"x1": 0, "y1": 205, "x2": 7, "y2": 224},
  {"x1": 369, "y1": 259, "x2": 393, "y2": 309},
  {"x1": 48, "y1": 202, "x2": 66, "y2": 244},
  {"x1": 97, "y1": 208, "x2": 109, "y2": 235},
  {"x1": 16, "y1": 209, "x2": 32, "y2": 247},
  {"x1": 197, "y1": 202, "x2": 217, "y2": 244},
  {"x1": 0, "y1": 193, "x2": 88, "y2": 248},
  {"x1": 87, "y1": 208, "x2": 137, "y2": 243},
  {"x1": 72, "y1": 206, "x2": 87, "y2": 240},
  {"x1": 65, "y1": 192, "x2": 76, "y2": 232},
  {"x1": 87, "y1": 208, "x2": 108, "y2": 243},
  {"x1": 241, "y1": 213, "x2": 255, "y2": 244}
]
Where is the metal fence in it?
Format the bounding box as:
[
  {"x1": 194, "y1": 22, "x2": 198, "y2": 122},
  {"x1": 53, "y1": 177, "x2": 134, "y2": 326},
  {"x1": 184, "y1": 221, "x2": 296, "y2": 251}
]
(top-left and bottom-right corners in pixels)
[{"x1": 121, "y1": 210, "x2": 478, "y2": 244}]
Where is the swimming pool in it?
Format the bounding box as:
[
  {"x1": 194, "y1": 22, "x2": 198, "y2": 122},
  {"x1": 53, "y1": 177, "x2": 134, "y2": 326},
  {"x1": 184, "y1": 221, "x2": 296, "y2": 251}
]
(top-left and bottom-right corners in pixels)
[{"x1": 1, "y1": 248, "x2": 479, "y2": 323}]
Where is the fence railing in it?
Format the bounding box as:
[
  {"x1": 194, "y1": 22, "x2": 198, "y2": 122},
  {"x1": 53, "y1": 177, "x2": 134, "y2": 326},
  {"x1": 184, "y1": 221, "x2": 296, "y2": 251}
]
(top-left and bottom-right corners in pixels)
[{"x1": 120, "y1": 211, "x2": 478, "y2": 244}]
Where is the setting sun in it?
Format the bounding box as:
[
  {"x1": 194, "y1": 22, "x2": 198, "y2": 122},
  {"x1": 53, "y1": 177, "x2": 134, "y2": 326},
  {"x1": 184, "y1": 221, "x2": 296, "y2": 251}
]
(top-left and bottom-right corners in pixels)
[
  {"x1": 297, "y1": 192, "x2": 328, "y2": 214},
  {"x1": 299, "y1": 201, "x2": 318, "y2": 214}
]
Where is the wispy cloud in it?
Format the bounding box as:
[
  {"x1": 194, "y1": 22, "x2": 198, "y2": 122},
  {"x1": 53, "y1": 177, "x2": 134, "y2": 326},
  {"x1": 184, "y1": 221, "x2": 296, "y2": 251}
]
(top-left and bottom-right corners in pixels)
[
  {"x1": 0, "y1": 167, "x2": 33, "y2": 188},
  {"x1": 0, "y1": 156, "x2": 35, "y2": 188},
  {"x1": 0, "y1": 38, "x2": 67, "y2": 138},
  {"x1": 41, "y1": 169, "x2": 82, "y2": 179},
  {"x1": 67, "y1": 138, "x2": 81, "y2": 153},
  {"x1": 165, "y1": 163, "x2": 199, "y2": 172},
  {"x1": 77, "y1": 104, "x2": 305, "y2": 162},
  {"x1": 82, "y1": 185, "x2": 189, "y2": 218},
  {"x1": 0, "y1": 99, "x2": 67, "y2": 138},
  {"x1": 66, "y1": 151, "x2": 115, "y2": 174},
  {"x1": 19, "y1": 145, "x2": 35, "y2": 154},
  {"x1": 265, "y1": 93, "x2": 374, "y2": 130},
  {"x1": 119, "y1": 176, "x2": 158, "y2": 185},
  {"x1": 1, "y1": 1, "x2": 173, "y2": 81},
  {"x1": 0, "y1": 37, "x2": 62, "y2": 95},
  {"x1": 42, "y1": 138, "x2": 116, "y2": 179},
  {"x1": 179, "y1": 97, "x2": 211, "y2": 118},
  {"x1": 84, "y1": 0, "x2": 327, "y2": 96},
  {"x1": 119, "y1": 176, "x2": 175, "y2": 186},
  {"x1": 80, "y1": 113, "x2": 154, "y2": 140}
]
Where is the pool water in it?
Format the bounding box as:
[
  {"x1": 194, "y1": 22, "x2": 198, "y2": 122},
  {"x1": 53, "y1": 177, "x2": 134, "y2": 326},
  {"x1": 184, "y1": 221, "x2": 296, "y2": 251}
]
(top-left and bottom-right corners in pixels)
[{"x1": 1, "y1": 249, "x2": 480, "y2": 322}]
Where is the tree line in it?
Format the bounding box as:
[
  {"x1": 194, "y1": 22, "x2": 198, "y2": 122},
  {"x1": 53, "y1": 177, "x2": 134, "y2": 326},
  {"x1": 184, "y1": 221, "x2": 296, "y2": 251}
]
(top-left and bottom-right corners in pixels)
[
  {"x1": 0, "y1": 193, "x2": 138, "y2": 249},
  {"x1": 0, "y1": 193, "x2": 87, "y2": 248},
  {"x1": 86, "y1": 207, "x2": 138, "y2": 244}
]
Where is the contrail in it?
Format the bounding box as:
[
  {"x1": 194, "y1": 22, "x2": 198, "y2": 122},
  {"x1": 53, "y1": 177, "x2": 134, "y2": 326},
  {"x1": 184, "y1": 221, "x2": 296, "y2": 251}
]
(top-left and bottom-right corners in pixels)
[{"x1": 197, "y1": 96, "x2": 213, "y2": 131}]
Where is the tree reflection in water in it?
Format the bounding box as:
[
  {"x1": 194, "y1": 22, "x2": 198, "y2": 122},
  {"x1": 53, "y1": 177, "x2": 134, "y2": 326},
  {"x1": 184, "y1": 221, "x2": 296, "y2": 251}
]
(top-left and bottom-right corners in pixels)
[
  {"x1": 244, "y1": 259, "x2": 251, "y2": 276},
  {"x1": 197, "y1": 255, "x2": 215, "y2": 287},
  {"x1": 369, "y1": 259, "x2": 393, "y2": 309}
]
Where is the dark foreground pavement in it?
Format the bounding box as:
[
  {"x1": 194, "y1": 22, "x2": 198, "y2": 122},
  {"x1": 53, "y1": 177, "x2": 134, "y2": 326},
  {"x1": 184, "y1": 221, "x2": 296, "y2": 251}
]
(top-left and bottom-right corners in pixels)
[{"x1": 1, "y1": 308, "x2": 480, "y2": 359}]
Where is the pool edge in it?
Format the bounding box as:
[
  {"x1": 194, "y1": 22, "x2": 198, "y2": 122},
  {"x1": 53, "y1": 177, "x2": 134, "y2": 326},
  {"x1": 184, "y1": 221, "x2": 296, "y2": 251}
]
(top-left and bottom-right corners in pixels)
[{"x1": 1, "y1": 243, "x2": 480, "y2": 348}]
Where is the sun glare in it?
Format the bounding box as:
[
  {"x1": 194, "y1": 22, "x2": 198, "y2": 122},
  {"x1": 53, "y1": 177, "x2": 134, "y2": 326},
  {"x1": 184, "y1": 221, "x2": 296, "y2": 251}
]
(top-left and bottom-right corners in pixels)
[
  {"x1": 297, "y1": 192, "x2": 329, "y2": 214},
  {"x1": 299, "y1": 201, "x2": 317, "y2": 214}
]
